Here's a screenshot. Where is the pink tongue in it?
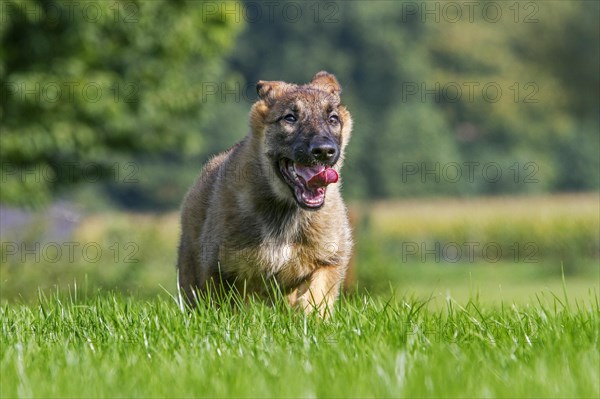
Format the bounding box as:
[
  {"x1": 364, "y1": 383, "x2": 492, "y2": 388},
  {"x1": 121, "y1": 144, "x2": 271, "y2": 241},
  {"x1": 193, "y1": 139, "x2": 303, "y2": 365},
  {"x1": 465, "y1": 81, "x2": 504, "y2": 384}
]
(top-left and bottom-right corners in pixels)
[
  {"x1": 307, "y1": 168, "x2": 339, "y2": 188},
  {"x1": 294, "y1": 164, "x2": 339, "y2": 188}
]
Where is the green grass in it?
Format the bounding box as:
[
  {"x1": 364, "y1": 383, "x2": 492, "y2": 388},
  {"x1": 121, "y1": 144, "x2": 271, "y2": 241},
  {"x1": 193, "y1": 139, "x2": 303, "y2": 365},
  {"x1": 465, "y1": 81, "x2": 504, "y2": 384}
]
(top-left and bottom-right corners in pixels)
[
  {"x1": 1, "y1": 194, "x2": 599, "y2": 396},
  {"x1": 2, "y1": 289, "x2": 599, "y2": 398},
  {"x1": 355, "y1": 258, "x2": 600, "y2": 306}
]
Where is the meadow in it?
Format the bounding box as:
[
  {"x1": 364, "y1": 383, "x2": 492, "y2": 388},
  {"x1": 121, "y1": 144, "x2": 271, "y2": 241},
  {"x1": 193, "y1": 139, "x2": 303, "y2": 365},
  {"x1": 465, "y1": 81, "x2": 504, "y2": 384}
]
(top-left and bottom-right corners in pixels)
[
  {"x1": 1, "y1": 290, "x2": 598, "y2": 398},
  {"x1": 1, "y1": 193, "x2": 599, "y2": 397}
]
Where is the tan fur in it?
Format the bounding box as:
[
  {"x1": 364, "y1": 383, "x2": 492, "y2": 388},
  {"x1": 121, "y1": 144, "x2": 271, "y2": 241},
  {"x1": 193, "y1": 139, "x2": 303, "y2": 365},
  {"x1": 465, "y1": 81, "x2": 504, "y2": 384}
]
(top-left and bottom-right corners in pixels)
[{"x1": 177, "y1": 72, "x2": 353, "y2": 316}]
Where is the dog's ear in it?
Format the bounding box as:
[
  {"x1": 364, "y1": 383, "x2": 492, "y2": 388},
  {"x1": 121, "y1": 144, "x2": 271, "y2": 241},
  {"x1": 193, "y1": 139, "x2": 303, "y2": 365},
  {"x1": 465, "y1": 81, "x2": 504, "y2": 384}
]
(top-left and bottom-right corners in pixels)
[
  {"x1": 310, "y1": 71, "x2": 341, "y2": 95},
  {"x1": 256, "y1": 81, "x2": 294, "y2": 103},
  {"x1": 251, "y1": 80, "x2": 293, "y2": 133}
]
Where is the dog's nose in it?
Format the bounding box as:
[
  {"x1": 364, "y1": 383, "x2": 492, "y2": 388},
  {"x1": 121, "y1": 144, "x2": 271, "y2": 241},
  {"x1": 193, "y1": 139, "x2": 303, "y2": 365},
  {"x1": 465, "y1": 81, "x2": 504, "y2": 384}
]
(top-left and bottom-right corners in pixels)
[{"x1": 310, "y1": 141, "x2": 339, "y2": 163}]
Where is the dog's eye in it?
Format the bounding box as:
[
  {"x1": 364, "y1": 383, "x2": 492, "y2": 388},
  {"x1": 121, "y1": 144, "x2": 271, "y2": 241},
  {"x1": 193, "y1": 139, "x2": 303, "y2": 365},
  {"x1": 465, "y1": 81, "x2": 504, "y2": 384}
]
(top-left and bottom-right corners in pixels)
[
  {"x1": 328, "y1": 114, "x2": 340, "y2": 125},
  {"x1": 284, "y1": 114, "x2": 297, "y2": 123}
]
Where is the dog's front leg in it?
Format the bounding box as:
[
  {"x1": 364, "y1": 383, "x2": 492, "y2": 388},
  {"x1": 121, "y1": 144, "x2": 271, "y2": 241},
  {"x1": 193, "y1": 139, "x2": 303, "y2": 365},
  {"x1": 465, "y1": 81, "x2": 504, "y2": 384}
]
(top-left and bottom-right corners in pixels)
[{"x1": 293, "y1": 266, "x2": 345, "y2": 318}]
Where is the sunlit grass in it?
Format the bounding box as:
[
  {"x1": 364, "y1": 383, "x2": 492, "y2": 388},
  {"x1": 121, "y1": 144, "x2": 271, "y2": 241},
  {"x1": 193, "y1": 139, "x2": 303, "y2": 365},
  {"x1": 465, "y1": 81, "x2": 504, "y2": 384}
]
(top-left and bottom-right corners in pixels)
[
  {"x1": 2, "y1": 194, "x2": 598, "y2": 396},
  {"x1": 1, "y1": 289, "x2": 598, "y2": 398}
]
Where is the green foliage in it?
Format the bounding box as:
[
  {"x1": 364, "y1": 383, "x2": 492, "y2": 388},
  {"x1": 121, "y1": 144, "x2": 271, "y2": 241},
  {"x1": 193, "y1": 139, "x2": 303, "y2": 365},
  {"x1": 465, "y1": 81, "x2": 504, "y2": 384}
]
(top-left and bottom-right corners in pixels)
[
  {"x1": 227, "y1": 0, "x2": 599, "y2": 201},
  {"x1": 0, "y1": 0, "x2": 242, "y2": 206},
  {"x1": 1, "y1": 1, "x2": 598, "y2": 208},
  {"x1": 1, "y1": 291, "x2": 598, "y2": 397},
  {"x1": 374, "y1": 102, "x2": 461, "y2": 197}
]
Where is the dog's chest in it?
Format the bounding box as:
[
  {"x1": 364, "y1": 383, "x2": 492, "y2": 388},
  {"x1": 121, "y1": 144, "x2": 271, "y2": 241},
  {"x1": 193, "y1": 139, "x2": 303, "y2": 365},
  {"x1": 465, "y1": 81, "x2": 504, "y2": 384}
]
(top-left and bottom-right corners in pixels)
[{"x1": 219, "y1": 237, "x2": 338, "y2": 286}]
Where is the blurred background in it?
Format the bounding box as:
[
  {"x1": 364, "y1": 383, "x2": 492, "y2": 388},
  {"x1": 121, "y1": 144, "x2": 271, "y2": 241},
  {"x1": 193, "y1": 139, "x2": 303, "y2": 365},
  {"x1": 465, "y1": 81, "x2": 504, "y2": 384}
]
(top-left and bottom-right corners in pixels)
[{"x1": 1, "y1": 0, "x2": 598, "y2": 304}]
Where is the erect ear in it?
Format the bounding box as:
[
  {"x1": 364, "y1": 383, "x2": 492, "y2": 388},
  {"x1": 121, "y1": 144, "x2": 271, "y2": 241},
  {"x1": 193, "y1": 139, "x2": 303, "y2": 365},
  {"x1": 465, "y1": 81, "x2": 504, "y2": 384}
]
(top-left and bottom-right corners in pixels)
[
  {"x1": 310, "y1": 71, "x2": 341, "y2": 95},
  {"x1": 256, "y1": 80, "x2": 295, "y2": 103}
]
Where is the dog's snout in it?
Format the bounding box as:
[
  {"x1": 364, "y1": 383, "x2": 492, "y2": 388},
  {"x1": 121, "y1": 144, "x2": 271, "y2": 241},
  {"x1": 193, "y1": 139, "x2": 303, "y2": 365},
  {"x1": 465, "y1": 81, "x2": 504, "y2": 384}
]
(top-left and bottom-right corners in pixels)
[
  {"x1": 311, "y1": 144, "x2": 336, "y2": 160},
  {"x1": 309, "y1": 138, "x2": 339, "y2": 163}
]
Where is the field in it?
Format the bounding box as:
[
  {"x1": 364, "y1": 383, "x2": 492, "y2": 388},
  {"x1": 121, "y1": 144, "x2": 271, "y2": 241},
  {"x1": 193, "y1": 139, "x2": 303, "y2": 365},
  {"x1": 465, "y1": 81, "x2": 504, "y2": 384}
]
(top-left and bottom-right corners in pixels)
[
  {"x1": 1, "y1": 194, "x2": 599, "y2": 397},
  {"x1": 2, "y1": 290, "x2": 599, "y2": 398}
]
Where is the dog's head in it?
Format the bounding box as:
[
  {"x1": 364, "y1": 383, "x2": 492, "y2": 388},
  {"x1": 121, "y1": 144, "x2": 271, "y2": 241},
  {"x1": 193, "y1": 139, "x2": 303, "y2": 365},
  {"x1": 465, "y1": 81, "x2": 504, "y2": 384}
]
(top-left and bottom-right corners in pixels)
[{"x1": 250, "y1": 71, "x2": 352, "y2": 210}]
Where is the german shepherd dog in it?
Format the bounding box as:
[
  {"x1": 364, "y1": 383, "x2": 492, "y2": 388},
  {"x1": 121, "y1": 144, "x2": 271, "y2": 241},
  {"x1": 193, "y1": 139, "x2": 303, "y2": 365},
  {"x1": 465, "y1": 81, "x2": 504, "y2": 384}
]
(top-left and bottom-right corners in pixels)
[{"x1": 177, "y1": 71, "x2": 352, "y2": 316}]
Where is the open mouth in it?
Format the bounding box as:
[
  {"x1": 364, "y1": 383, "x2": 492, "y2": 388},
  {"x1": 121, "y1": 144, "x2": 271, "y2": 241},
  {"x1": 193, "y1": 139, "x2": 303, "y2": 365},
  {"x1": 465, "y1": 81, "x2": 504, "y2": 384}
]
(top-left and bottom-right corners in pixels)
[{"x1": 278, "y1": 159, "x2": 339, "y2": 209}]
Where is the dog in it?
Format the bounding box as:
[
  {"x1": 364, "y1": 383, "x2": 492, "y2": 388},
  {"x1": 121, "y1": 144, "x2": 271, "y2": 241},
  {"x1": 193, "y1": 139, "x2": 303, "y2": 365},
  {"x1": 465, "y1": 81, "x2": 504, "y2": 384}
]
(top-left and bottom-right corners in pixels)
[{"x1": 177, "y1": 71, "x2": 353, "y2": 316}]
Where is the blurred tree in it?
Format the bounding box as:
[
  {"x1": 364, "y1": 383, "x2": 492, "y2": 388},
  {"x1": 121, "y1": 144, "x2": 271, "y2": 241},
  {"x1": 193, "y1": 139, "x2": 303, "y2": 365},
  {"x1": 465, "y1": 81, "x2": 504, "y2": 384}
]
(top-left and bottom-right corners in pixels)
[
  {"x1": 3, "y1": 0, "x2": 597, "y2": 209},
  {"x1": 422, "y1": 1, "x2": 599, "y2": 193},
  {"x1": 227, "y1": 0, "x2": 599, "y2": 199},
  {"x1": 0, "y1": 0, "x2": 242, "y2": 206},
  {"x1": 512, "y1": 2, "x2": 599, "y2": 191}
]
